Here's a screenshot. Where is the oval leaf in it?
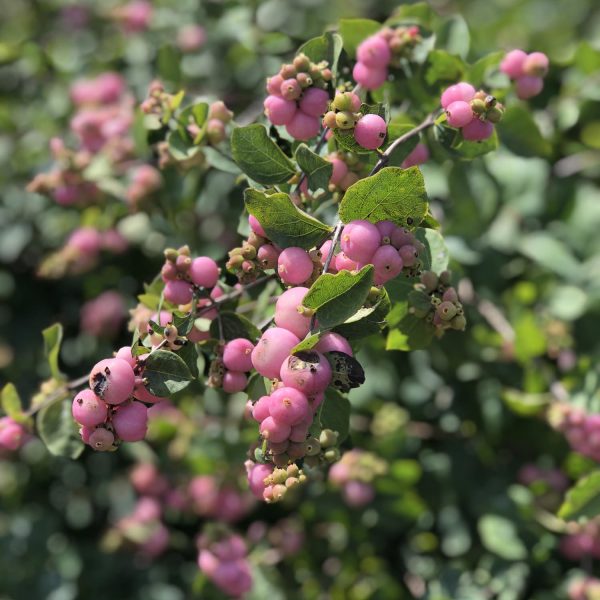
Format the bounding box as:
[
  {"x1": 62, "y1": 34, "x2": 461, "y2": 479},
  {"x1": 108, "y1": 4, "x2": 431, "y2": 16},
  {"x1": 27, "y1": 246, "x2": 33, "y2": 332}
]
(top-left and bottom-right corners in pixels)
[
  {"x1": 558, "y1": 471, "x2": 600, "y2": 521},
  {"x1": 295, "y1": 144, "x2": 333, "y2": 191},
  {"x1": 143, "y1": 350, "x2": 193, "y2": 397},
  {"x1": 37, "y1": 396, "x2": 84, "y2": 459}
]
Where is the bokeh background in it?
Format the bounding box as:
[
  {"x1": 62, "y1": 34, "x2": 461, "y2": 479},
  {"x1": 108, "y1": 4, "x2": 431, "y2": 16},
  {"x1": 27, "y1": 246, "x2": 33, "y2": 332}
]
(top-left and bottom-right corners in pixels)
[{"x1": 1, "y1": 0, "x2": 600, "y2": 598}]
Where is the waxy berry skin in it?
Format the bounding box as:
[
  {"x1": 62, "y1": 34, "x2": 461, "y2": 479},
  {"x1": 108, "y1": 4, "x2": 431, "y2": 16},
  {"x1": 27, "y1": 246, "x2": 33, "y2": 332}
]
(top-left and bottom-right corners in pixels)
[
  {"x1": 274, "y1": 287, "x2": 311, "y2": 338},
  {"x1": 189, "y1": 256, "x2": 219, "y2": 289},
  {"x1": 357, "y1": 35, "x2": 392, "y2": 68},
  {"x1": 277, "y1": 247, "x2": 314, "y2": 285},
  {"x1": 354, "y1": 114, "x2": 387, "y2": 150},
  {"x1": 112, "y1": 400, "x2": 148, "y2": 442},
  {"x1": 251, "y1": 327, "x2": 300, "y2": 379},
  {"x1": 352, "y1": 61, "x2": 388, "y2": 91},
  {"x1": 268, "y1": 386, "x2": 311, "y2": 426},
  {"x1": 222, "y1": 338, "x2": 255, "y2": 372},
  {"x1": 341, "y1": 220, "x2": 381, "y2": 264},
  {"x1": 88, "y1": 357, "x2": 135, "y2": 405},
  {"x1": 72, "y1": 389, "x2": 108, "y2": 427},
  {"x1": 446, "y1": 100, "x2": 474, "y2": 128},
  {"x1": 264, "y1": 94, "x2": 296, "y2": 126}
]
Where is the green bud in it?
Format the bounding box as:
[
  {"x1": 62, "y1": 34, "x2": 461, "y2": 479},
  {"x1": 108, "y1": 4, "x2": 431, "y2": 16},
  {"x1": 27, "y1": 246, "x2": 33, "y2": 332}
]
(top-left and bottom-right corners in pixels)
[
  {"x1": 293, "y1": 53, "x2": 311, "y2": 72},
  {"x1": 164, "y1": 248, "x2": 178, "y2": 262},
  {"x1": 470, "y1": 98, "x2": 486, "y2": 115},
  {"x1": 486, "y1": 105, "x2": 504, "y2": 123},
  {"x1": 305, "y1": 437, "x2": 321, "y2": 456},
  {"x1": 319, "y1": 429, "x2": 339, "y2": 448},
  {"x1": 451, "y1": 314, "x2": 467, "y2": 330},
  {"x1": 323, "y1": 448, "x2": 340, "y2": 462}
]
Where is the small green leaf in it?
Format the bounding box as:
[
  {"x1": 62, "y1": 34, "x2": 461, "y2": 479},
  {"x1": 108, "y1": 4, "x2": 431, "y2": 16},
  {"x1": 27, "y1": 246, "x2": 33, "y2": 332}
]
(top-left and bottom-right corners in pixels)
[
  {"x1": 386, "y1": 316, "x2": 434, "y2": 351},
  {"x1": 425, "y1": 50, "x2": 465, "y2": 86},
  {"x1": 303, "y1": 266, "x2": 374, "y2": 329},
  {"x1": 467, "y1": 51, "x2": 503, "y2": 87},
  {"x1": 295, "y1": 144, "x2": 333, "y2": 191},
  {"x1": 178, "y1": 342, "x2": 201, "y2": 379},
  {"x1": 558, "y1": 471, "x2": 600, "y2": 521},
  {"x1": 231, "y1": 124, "x2": 296, "y2": 184},
  {"x1": 334, "y1": 289, "x2": 391, "y2": 340},
  {"x1": 42, "y1": 323, "x2": 63, "y2": 379},
  {"x1": 415, "y1": 228, "x2": 449, "y2": 274},
  {"x1": 244, "y1": 188, "x2": 332, "y2": 250},
  {"x1": 478, "y1": 515, "x2": 527, "y2": 560},
  {"x1": 291, "y1": 333, "x2": 321, "y2": 354},
  {"x1": 246, "y1": 373, "x2": 268, "y2": 402},
  {"x1": 167, "y1": 129, "x2": 203, "y2": 161},
  {"x1": 498, "y1": 105, "x2": 552, "y2": 158},
  {"x1": 318, "y1": 388, "x2": 351, "y2": 442},
  {"x1": 1, "y1": 383, "x2": 23, "y2": 422},
  {"x1": 339, "y1": 167, "x2": 429, "y2": 228},
  {"x1": 435, "y1": 15, "x2": 470, "y2": 59},
  {"x1": 202, "y1": 146, "x2": 242, "y2": 175},
  {"x1": 209, "y1": 312, "x2": 261, "y2": 342},
  {"x1": 502, "y1": 389, "x2": 550, "y2": 416},
  {"x1": 37, "y1": 396, "x2": 84, "y2": 459},
  {"x1": 143, "y1": 350, "x2": 193, "y2": 397},
  {"x1": 513, "y1": 312, "x2": 546, "y2": 364},
  {"x1": 339, "y1": 18, "x2": 381, "y2": 56},
  {"x1": 298, "y1": 32, "x2": 343, "y2": 77},
  {"x1": 157, "y1": 45, "x2": 182, "y2": 85}
]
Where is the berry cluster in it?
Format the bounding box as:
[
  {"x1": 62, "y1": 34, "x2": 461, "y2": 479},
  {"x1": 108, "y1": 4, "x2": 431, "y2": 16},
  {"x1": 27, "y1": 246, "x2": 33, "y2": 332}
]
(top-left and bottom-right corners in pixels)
[
  {"x1": 188, "y1": 100, "x2": 234, "y2": 146},
  {"x1": 328, "y1": 449, "x2": 387, "y2": 508},
  {"x1": 0, "y1": 417, "x2": 27, "y2": 452},
  {"x1": 246, "y1": 461, "x2": 308, "y2": 503},
  {"x1": 353, "y1": 27, "x2": 421, "y2": 91},
  {"x1": 211, "y1": 337, "x2": 255, "y2": 393},
  {"x1": 441, "y1": 82, "x2": 505, "y2": 141},
  {"x1": 547, "y1": 403, "x2": 600, "y2": 462},
  {"x1": 126, "y1": 164, "x2": 162, "y2": 207},
  {"x1": 500, "y1": 50, "x2": 549, "y2": 99},
  {"x1": 188, "y1": 474, "x2": 254, "y2": 523},
  {"x1": 560, "y1": 520, "x2": 600, "y2": 561},
  {"x1": 408, "y1": 271, "x2": 466, "y2": 333},
  {"x1": 568, "y1": 577, "x2": 600, "y2": 600},
  {"x1": 323, "y1": 91, "x2": 388, "y2": 150},
  {"x1": 264, "y1": 53, "x2": 331, "y2": 141}
]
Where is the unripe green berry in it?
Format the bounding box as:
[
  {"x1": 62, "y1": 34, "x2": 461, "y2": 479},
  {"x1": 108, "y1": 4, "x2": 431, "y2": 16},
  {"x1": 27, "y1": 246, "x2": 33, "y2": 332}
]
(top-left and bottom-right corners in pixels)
[
  {"x1": 293, "y1": 53, "x2": 311, "y2": 72},
  {"x1": 323, "y1": 448, "x2": 340, "y2": 462},
  {"x1": 319, "y1": 428, "x2": 339, "y2": 448},
  {"x1": 164, "y1": 248, "x2": 178, "y2": 262},
  {"x1": 332, "y1": 92, "x2": 352, "y2": 112},
  {"x1": 273, "y1": 453, "x2": 291, "y2": 467},
  {"x1": 470, "y1": 98, "x2": 486, "y2": 115},
  {"x1": 451, "y1": 314, "x2": 467, "y2": 330},
  {"x1": 439, "y1": 271, "x2": 452, "y2": 286},
  {"x1": 323, "y1": 110, "x2": 337, "y2": 129},
  {"x1": 437, "y1": 301, "x2": 458, "y2": 321},
  {"x1": 296, "y1": 72, "x2": 313, "y2": 88},
  {"x1": 241, "y1": 242, "x2": 257, "y2": 260},
  {"x1": 280, "y1": 64, "x2": 297, "y2": 79},
  {"x1": 486, "y1": 105, "x2": 504, "y2": 123},
  {"x1": 305, "y1": 438, "x2": 321, "y2": 456},
  {"x1": 335, "y1": 111, "x2": 355, "y2": 130}
]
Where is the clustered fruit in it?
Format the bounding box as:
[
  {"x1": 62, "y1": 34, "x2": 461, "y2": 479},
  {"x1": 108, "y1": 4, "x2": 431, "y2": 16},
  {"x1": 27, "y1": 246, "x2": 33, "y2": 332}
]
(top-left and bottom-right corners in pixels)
[
  {"x1": 441, "y1": 82, "x2": 505, "y2": 141},
  {"x1": 547, "y1": 402, "x2": 600, "y2": 463},
  {"x1": 0, "y1": 417, "x2": 27, "y2": 452},
  {"x1": 560, "y1": 520, "x2": 600, "y2": 562},
  {"x1": 263, "y1": 53, "x2": 331, "y2": 140},
  {"x1": 568, "y1": 577, "x2": 600, "y2": 600},
  {"x1": 500, "y1": 49, "x2": 549, "y2": 100}
]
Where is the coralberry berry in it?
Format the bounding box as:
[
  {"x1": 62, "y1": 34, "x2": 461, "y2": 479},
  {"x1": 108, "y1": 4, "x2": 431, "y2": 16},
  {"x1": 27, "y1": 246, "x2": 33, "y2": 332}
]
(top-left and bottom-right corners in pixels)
[
  {"x1": 341, "y1": 220, "x2": 381, "y2": 263},
  {"x1": 354, "y1": 114, "x2": 387, "y2": 150},
  {"x1": 251, "y1": 327, "x2": 301, "y2": 379},
  {"x1": 222, "y1": 338, "x2": 255, "y2": 372},
  {"x1": 112, "y1": 400, "x2": 148, "y2": 442},
  {"x1": 72, "y1": 389, "x2": 108, "y2": 427},
  {"x1": 274, "y1": 287, "x2": 312, "y2": 338},
  {"x1": 277, "y1": 247, "x2": 314, "y2": 285},
  {"x1": 89, "y1": 357, "x2": 135, "y2": 405}
]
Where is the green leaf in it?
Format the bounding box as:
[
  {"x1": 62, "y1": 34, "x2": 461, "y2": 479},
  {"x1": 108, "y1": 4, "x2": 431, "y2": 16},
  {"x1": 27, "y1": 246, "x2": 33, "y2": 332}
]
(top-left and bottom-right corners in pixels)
[
  {"x1": 318, "y1": 388, "x2": 351, "y2": 442},
  {"x1": 245, "y1": 372, "x2": 268, "y2": 402},
  {"x1": 178, "y1": 342, "x2": 201, "y2": 379},
  {"x1": 295, "y1": 144, "x2": 333, "y2": 191},
  {"x1": 1, "y1": 383, "x2": 23, "y2": 421},
  {"x1": 386, "y1": 316, "x2": 434, "y2": 351},
  {"x1": 244, "y1": 188, "x2": 332, "y2": 250},
  {"x1": 425, "y1": 50, "x2": 465, "y2": 86},
  {"x1": 519, "y1": 233, "x2": 580, "y2": 280},
  {"x1": 37, "y1": 396, "x2": 84, "y2": 459},
  {"x1": 334, "y1": 289, "x2": 392, "y2": 340},
  {"x1": 167, "y1": 129, "x2": 203, "y2": 162},
  {"x1": 291, "y1": 333, "x2": 321, "y2": 354},
  {"x1": 42, "y1": 323, "x2": 63, "y2": 379},
  {"x1": 209, "y1": 312, "x2": 261, "y2": 342},
  {"x1": 467, "y1": 51, "x2": 504, "y2": 87},
  {"x1": 385, "y1": 122, "x2": 419, "y2": 167},
  {"x1": 157, "y1": 45, "x2": 182, "y2": 85},
  {"x1": 387, "y1": 2, "x2": 439, "y2": 30},
  {"x1": 513, "y1": 312, "x2": 546, "y2": 364},
  {"x1": 478, "y1": 515, "x2": 527, "y2": 561},
  {"x1": 415, "y1": 228, "x2": 449, "y2": 274},
  {"x1": 502, "y1": 389, "x2": 550, "y2": 416},
  {"x1": 202, "y1": 146, "x2": 241, "y2": 175},
  {"x1": 303, "y1": 266, "x2": 374, "y2": 329},
  {"x1": 435, "y1": 15, "x2": 470, "y2": 59},
  {"x1": 558, "y1": 471, "x2": 600, "y2": 521},
  {"x1": 143, "y1": 350, "x2": 193, "y2": 397},
  {"x1": 339, "y1": 167, "x2": 429, "y2": 228},
  {"x1": 338, "y1": 18, "x2": 381, "y2": 57},
  {"x1": 298, "y1": 32, "x2": 343, "y2": 76},
  {"x1": 231, "y1": 124, "x2": 296, "y2": 184},
  {"x1": 497, "y1": 105, "x2": 552, "y2": 158}
]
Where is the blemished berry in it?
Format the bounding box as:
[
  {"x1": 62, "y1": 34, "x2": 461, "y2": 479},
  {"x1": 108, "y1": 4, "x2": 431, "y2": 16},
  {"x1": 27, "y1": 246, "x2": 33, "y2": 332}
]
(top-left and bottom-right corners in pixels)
[
  {"x1": 266, "y1": 74, "x2": 284, "y2": 95},
  {"x1": 189, "y1": 256, "x2": 219, "y2": 288},
  {"x1": 335, "y1": 252, "x2": 359, "y2": 272},
  {"x1": 398, "y1": 244, "x2": 418, "y2": 267},
  {"x1": 88, "y1": 427, "x2": 115, "y2": 451},
  {"x1": 279, "y1": 351, "x2": 332, "y2": 395},
  {"x1": 264, "y1": 95, "x2": 296, "y2": 125},
  {"x1": 112, "y1": 400, "x2": 148, "y2": 442},
  {"x1": 462, "y1": 118, "x2": 494, "y2": 141},
  {"x1": 523, "y1": 52, "x2": 549, "y2": 77},
  {"x1": 222, "y1": 338, "x2": 255, "y2": 372},
  {"x1": 222, "y1": 371, "x2": 248, "y2": 393},
  {"x1": 248, "y1": 215, "x2": 266, "y2": 237},
  {"x1": 277, "y1": 247, "x2": 314, "y2": 285},
  {"x1": 352, "y1": 61, "x2": 388, "y2": 90},
  {"x1": 440, "y1": 82, "x2": 476, "y2": 108},
  {"x1": 286, "y1": 111, "x2": 320, "y2": 140},
  {"x1": 354, "y1": 114, "x2": 387, "y2": 150},
  {"x1": 72, "y1": 389, "x2": 108, "y2": 427},
  {"x1": 257, "y1": 244, "x2": 279, "y2": 269},
  {"x1": 357, "y1": 35, "x2": 392, "y2": 68},
  {"x1": 268, "y1": 386, "x2": 310, "y2": 426},
  {"x1": 89, "y1": 357, "x2": 135, "y2": 405},
  {"x1": 372, "y1": 244, "x2": 404, "y2": 284},
  {"x1": 274, "y1": 287, "x2": 312, "y2": 338},
  {"x1": 335, "y1": 111, "x2": 355, "y2": 130},
  {"x1": 391, "y1": 227, "x2": 414, "y2": 249},
  {"x1": 299, "y1": 87, "x2": 329, "y2": 117},
  {"x1": 315, "y1": 332, "x2": 353, "y2": 356},
  {"x1": 289, "y1": 421, "x2": 311, "y2": 442},
  {"x1": 328, "y1": 156, "x2": 349, "y2": 186},
  {"x1": 515, "y1": 75, "x2": 544, "y2": 99},
  {"x1": 164, "y1": 279, "x2": 193, "y2": 305},
  {"x1": 280, "y1": 78, "x2": 302, "y2": 101},
  {"x1": 446, "y1": 100, "x2": 474, "y2": 128},
  {"x1": 341, "y1": 220, "x2": 381, "y2": 263},
  {"x1": 259, "y1": 416, "x2": 292, "y2": 443},
  {"x1": 252, "y1": 395, "x2": 272, "y2": 423},
  {"x1": 251, "y1": 327, "x2": 301, "y2": 379},
  {"x1": 500, "y1": 49, "x2": 527, "y2": 79}
]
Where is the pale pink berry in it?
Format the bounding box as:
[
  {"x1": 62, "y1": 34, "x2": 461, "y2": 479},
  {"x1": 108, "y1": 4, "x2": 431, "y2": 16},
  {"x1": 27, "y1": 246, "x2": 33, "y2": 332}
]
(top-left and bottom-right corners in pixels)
[
  {"x1": 299, "y1": 87, "x2": 329, "y2": 117},
  {"x1": 289, "y1": 420, "x2": 311, "y2": 442},
  {"x1": 328, "y1": 156, "x2": 349, "y2": 186},
  {"x1": 398, "y1": 244, "x2": 418, "y2": 267},
  {"x1": 274, "y1": 287, "x2": 311, "y2": 338},
  {"x1": 523, "y1": 51, "x2": 549, "y2": 77},
  {"x1": 343, "y1": 480, "x2": 375, "y2": 507},
  {"x1": 372, "y1": 244, "x2": 404, "y2": 284},
  {"x1": 88, "y1": 427, "x2": 114, "y2": 451},
  {"x1": 223, "y1": 371, "x2": 248, "y2": 393},
  {"x1": 354, "y1": 114, "x2": 387, "y2": 149},
  {"x1": 376, "y1": 220, "x2": 397, "y2": 243},
  {"x1": 133, "y1": 383, "x2": 166, "y2": 404},
  {"x1": 148, "y1": 311, "x2": 172, "y2": 335},
  {"x1": 315, "y1": 332, "x2": 353, "y2": 356},
  {"x1": 500, "y1": 49, "x2": 527, "y2": 79},
  {"x1": 249, "y1": 214, "x2": 266, "y2": 237},
  {"x1": 279, "y1": 351, "x2": 332, "y2": 395},
  {"x1": 252, "y1": 396, "x2": 272, "y2": 422},
  {"x1": 68, "y1": 227, "x2": 103, "y2": 254},
  {"x1": 335, "y1": 252, "x2": 359, "y2": 272},
  {"x1": 112, "y1": 400, "x2": 148, "y2": 442},
  {"x1": 280, "y1": 78, "x2": 302, "y2": 101},
  {"x1": 266, "y1": 74, "x2": 284, "y2": 96},
  {"x1": 340, "y1": 220, "x2": 381, "y2": 263},
  {"x1": 72, "y1": 389, "x2": 108, "y2": 427},
  {"x1": 440, "y1": 82, "x2": 476, "y2": 108},
  {"x1": 352, "y1": 62, "x2": 388, "y2": 90},
  {"x1": 260, "y1": 415, "x2": 291, "y2": 443},
  {"x1": 198, "y1": 549, "x2": 219, "y2": 576},
  {"x1": 0, "y1": 417, "x2": 25, "y2": 451},
  {"x1": 189, "y1": 256, "x2": 219, "y2": 288},
  {"x1": 268, "y1": 386, "x2": 310, "y2": 426},
  {"x1": 264, "y1": 94, "x2": 296, "y2": 125},
  {"x1": 515, "y1": 75, "x2": 544, "y2": 99},
  {"x1": 401, "y1": 143, "x2": 430, "y2": 168},
  {"x1": 79, "y1": 425, "x2": 92, "y2": 444},
  {"x1": 164, "y1": 279, "x2": 193, "y2": 305},
  {"x1": 277, "y1": 247, "x2": 313, "y2": 285},
  {"x1": 446, "y1": 100, "x2": 474, "y2": 128},
  {"x1": 223, "y1": 338, "x2": 255, "y2": 372},
  {"x1": 339, "y1": 171, "x2": 359, "y2": 191},
  {"x1": 115, "y1": 346, "x2": 136, "y2": 367},
  {"x1": 357, "y1": 35, "x2": 391, "y2": 68},
  {"x1": 462, "y1": 118, "x2": 494, "y2": 141},
  {"x1": 285, "y1": 111, "x2": 320, "y2": 140},
  {"x1": 257, "y1": 244, "x2": 279, "y2": 269},
  {"x1": 251, "y1": 327, "x2": 300, "y2": 379},
  {"x1": 89, "y1": 357, "x2": 135, "y2": 405},
  {"x1": 391, "y1": 228, "x2": 414, "y2": 249}
]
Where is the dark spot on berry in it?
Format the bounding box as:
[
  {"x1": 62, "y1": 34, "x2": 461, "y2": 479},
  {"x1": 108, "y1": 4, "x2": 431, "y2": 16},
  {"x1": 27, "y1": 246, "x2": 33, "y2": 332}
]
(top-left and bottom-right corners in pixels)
[{"x1": 406, "y1": 217, "x2": 414, "y2": 225}]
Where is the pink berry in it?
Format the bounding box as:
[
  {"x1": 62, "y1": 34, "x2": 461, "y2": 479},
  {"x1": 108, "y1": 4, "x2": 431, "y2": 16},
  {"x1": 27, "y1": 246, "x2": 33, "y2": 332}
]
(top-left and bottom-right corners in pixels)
[
  {"x1": 299, "y1": 87, "x2": 329, "y2": 117},
  {"x1": 259, "y1": 415, "x2": 291, "y2": 443},
  {"x1": 164, "y1": 279, "x2": 193, "y2": 305},
  {"x1": 112, "y1": 400, "x2": 148, "y2": 442},
  {"x1": 357, "y1": 35, "x2": 391, "y2": 68},
  {"x1": 247, "y1": 462, "x2": 274, "y2": 498},
  {"x1": 279, "y1": 351, "x2": 332, "y2": 395},
  {"x1": 446, "y1": 100, "x2": 474, "y2": 128},
  {"x1": 251, "y1": 327, "x2": 300, "y2": 379},
  {"x1": 257, "y1": 244, "x2": 279, "y2": 269},
  {"x1": 249, "y1": 214, "x2": 266, "y2": 237},
  {"x1": 523, "y1": 51, "x2": 549, "y2": 77},
  {"x1": 376, "y1": 220, "x2": 397, "y2": 243},
  {"x1": 266, "y1": 74, "x2": 284, "y2": 96},
  {"x1": 88, "y1": 427, "x2": 114, "y2": 451},
  {"x1": 352, "y1": 62, "x2": 388, "y2": 90},
  {"x1": 398, "y1": 244, "x2": 418, "y2": 267},
  {"x1": 72, "y1": 389, "x2": 108, "y2": 427},
  {"x1": 274, "y1": 287, "x2": 311, "y2": 338},
  {"x1": 268, "y1": 386, "x2": 310, "y2": 426},
  {"x1": 391, "y1": 228, "x2": 414, "y2": 249},
  {"x1": 500, "y1": 49, "x2": 528, "y2": 79},
  {"x1": 223, "y1": 338, "x2": 255, "y2": 372},
  {"x1": 315, "y1": 332, "x2": 353, "y2": 356},
  {"x1": 223, "y1": 371, "x2": 248, "y2": 393},
  {"x1": 401, "y1": 143, "x2": 429, "y2": 168},
  {"x1": 289, "y1": 420, "x2": 311, "y2": 442},
  {"x1": 515, "y1": 75, "x2": 544, "y2": 99},
  {"x1": 115, "y1": 346, "x2": 136, "y2": 368},
  {"x1": 328, "y1": 156, "x2": 349, "y2": 186},
  {"x1": 343, "y1": 480, "x2": 375, "y2": 507},
  {"x1": 264, "y1": 94, "x2": 296, "y2": 126},
  {"x1": 133, "y1": 383, "x2": 166, "y2": 404},
  {"x1": 79, "y1": 425, "x2": 93, "y2": 444},
  {"x1": 277, "y1": 247, "x2": 314, "y2": 285},
  {"x1": 280, "y1": 78, "x2": 302, "y2": 101},
  {"x1": 0, "y1": 417, "x2": 25, "y2": 451},
  {"x1": 318, "y1": 240, "x2": 337, "y2": 271},
  {"x1": 462, "y1": 118, "x2": 494, "y2": 141},
  {"x1": 335, "y1": 252, "x2": 359, "y2": 272},
  {"x1": 285, "y1": 111, "x2": 320, "y2": 140},
  {"x1": 372, "y1": 244, "x2": 404, "y2": 284},
  {"x1": 354, "y1": 114, "x2": 387, "y2": 150},
  {"x1": 89, "y1": 358, "x2": 135, "y2": 405},
  {"x1": 340, "y1": 220, "x2": 381, "y2": 263},
  {"x1": 189, "y1": 256, "x2": 219, "y2": 288},
  {"x1": 252, "y1": 396, "x2": 271, "y2": 422},
  {"x1": 440, "y1": 82, "x2": 476, "y2": 108}
]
